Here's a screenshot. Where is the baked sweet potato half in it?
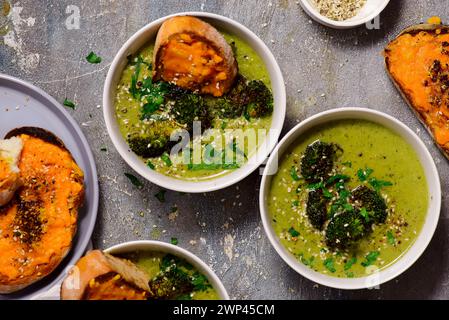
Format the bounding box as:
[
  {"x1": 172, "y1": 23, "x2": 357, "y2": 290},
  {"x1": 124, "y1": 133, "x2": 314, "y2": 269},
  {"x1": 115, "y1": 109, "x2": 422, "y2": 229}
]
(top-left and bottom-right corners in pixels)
[
  {"x1": 153, "y1": 15, "x2": 238, "y2": 97},
  {"x1": 384, "y1": 24, "x2": 449, "y2": 158},
  {"x1": 61, "y1": 250, "x2": 150, "y2": 300},
  {"x1": 0, "y1": 127, "x2": 84, "y2": 294}
]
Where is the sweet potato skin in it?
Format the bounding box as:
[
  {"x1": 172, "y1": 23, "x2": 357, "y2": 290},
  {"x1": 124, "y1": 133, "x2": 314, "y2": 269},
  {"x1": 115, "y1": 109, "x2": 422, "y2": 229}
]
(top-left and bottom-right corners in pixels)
[
  {"x1": 384, "y1": 24, "x2": 449, "y2": 159},
  {"x1": 60, "y1": 250, "x2": 112, "y2": 300},
  {"x1": 60, "y1": 250, "x2": 150, "y2": 300},
  {"x1": 0, "y1": 128, "x2": 84, "y2": 294},
  {"x1": 153, "y1": 16, "x2": 238, "y2": 97}
]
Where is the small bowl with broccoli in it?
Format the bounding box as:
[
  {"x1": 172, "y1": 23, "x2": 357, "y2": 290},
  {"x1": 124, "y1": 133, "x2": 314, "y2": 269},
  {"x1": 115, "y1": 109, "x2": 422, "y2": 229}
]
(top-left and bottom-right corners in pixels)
[
  {"x1": 260, "y1": 108, "x2": 441, "y2": 289},
  {"x1": 105, "y1": 240, "x2": 229, "y2": 300},
  {"x1": 103, "y1": 12, "x2": 285, "y2": 192}
]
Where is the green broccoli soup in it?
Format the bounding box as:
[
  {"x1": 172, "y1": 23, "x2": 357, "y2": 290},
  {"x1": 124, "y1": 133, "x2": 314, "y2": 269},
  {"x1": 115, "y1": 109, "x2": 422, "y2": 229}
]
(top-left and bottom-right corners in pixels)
[
  {"x1": 114, "y1": 31, "x2": 273, "y2": 181},
  {"x1": 267, "y1": 119, "x2": 428, "y2": 278},
  {"x1": 120, "y1": 251, "x2": 220, "y2": 300}
]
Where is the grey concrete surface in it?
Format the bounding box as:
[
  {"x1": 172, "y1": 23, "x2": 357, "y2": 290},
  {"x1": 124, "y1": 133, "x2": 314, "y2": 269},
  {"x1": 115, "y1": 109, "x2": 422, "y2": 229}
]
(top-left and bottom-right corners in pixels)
[{"x1": 0, "y1": 0, "x2": 448, "y2": 299}]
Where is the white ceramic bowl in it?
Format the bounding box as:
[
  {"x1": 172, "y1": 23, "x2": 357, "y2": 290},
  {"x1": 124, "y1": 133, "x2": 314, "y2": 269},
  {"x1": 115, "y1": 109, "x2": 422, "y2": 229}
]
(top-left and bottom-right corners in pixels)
[
  {"x1": 105, "y1": 240, "x2": 229, "y2": 299},
  {"x1": 299, "y1": 0, "x2": 390, "y2": 29},
  {"x1": 103, "y1": 12, "x2": 286, "y2": 193},
  {"x1": 259, "y1": 108, "x2": 441, "y2": 290}
]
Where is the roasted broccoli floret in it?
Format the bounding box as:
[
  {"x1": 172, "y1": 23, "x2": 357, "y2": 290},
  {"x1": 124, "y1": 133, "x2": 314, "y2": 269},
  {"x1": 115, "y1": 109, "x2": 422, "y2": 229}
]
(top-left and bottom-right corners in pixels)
[
  {"x1": 127, "y1": 135, "x2": 171, "y2": 158},
  {"x1": 205, "y1": 75, "x2": 273, "y2": 120},
  {"x1": 300, "y1": 140, "x2": 339, "y2": 182},
  {"x1": 205, "y1": 76, "x2": 247, "y2": 119},
  {"x1": 127, "y1": 119, "x2": 181, "y2": 158},
  {"x1": 351, "y1": 185, "x2": 388, "y2": 224},
  {"x1": 148, "y1": 268, "x2": 194, "y2": 300},
  {"x1": 325, "y1": 209, "x2": 367, "y2": 249},
  {"x1": 205, "y1": 96, "x2": 243, "y2": 119},
  {"x1": 306, "y1": 189, "x2": 328, "y2": 230},
  {"x1": 243, "y1": 80, "x2": 273, "y2": 119},
  {"x1": 168, "y1": 92, "x2": 210, "y2": 131}
]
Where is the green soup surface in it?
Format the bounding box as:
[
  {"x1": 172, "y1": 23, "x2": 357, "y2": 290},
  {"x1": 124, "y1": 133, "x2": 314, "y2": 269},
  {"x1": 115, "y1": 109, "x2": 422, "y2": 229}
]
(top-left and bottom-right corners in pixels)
[{"x1": 114, "y1": 31, "x2": 273, "y2": 181}]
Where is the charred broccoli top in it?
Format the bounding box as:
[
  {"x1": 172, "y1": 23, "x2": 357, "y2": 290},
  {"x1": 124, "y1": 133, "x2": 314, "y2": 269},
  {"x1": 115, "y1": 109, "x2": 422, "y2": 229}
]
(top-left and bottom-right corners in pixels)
[
  {"x1": 168, "y1": 92, "x2": 210, "y2": 131},
  {"x1": 325, "y1": 209, "x2": 367, "y2": 249},
  {"x1": 127, "y1": 120, "x2": 180, "y2": 158},
  {"x1": 306, "y1": 189, "x2": 328, "y2": 230},
  {"x1": 206, "y1": 75, "x2": 273, "y2": 120},
  {"x1": 300, "y1": 140, "x2": 339, "y2": 182},
  {"x1": 148, "y1": 268, "x2": 194, "y2": 300},
  {"x1": 243, "y1": 80, "x2": 274, "y2": 119},
  {"x1": 146, "y1": 254, "x2": 212, "y2": 300},
  {"x1": 127, "y1": 135, "x2": 171, "y2": 158},
  {"x1": 351, "y1": 185, "x2": 388, "y2": 224}
]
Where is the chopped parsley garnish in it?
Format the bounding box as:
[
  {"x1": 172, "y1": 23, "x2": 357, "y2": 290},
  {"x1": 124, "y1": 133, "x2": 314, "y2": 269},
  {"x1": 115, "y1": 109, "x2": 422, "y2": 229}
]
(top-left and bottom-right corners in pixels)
[
  {"x1": 307, "y1": 181, "x2": 323, "y2": 191},
  {"x1": 187, "y1": 162, "x2": 240, "y2": 171},
  {"x1": 344, "y1": 257, "x2": 357, "y2": 270},
  {"x1": 155, "y1": 190, "x2": 166, "y2": 203},
  {"x1": 170, "y1": 237, "x2": 179, "y2": 245},
  {"x1": 288, "y1": 227, "x2": 300, "y2": 237},
  {"x1": 361, "y1": 251, "x2": 380, "y2": 267},
  {"x1": 290, "y1": 166, "x2": 301, "y2": 181},
  {"x1": 63, "y1": 98, "x2": 75, "y2": 109},
  {"x1": 369, "y1": 178, "x2": 393, "y2": 192},
  {"x1": 326, "y1": 174, "x2": 349, "y2": 186},
  {"x1": 292, "y1": 200, "x2": 299, "y2": 207},
  {"x1": 323, "y1": 258, "x2": 336, "y2": 273},
  {"x1": 161, "y1": 152, "x2": 172, "y2": 167},
  {"x1": 322, "y1": 188, "x2": 333, "y2": 199},
  {"x1": 86, "y1": 51, "x2": 102, "y2": 64},
  {"x1": 127, "y1": 55, "x2": 168, "y2": 120},
  {"x1": 360, "y1": 208, "x2": 370, "y2": 223},
  {"x1": 124, "y1": 173, "x2": 143, "y2": 188},
  {"x1": 229, "y1": 140, "x2": 247, "y2": 159},
  {"x1": 298, "y1": 253, "x2": 315, "y2": 266},
  {"x1": 191, "y1": 272, "x2": 212, "y2": 291},
  {"x1": 147, "y1": 160, "x2": 155, "y2": 170},
  {"x1": 387, "y1": 231, "x2": 396, "y2": 245},
  {"x1": 342, "y1": 161, "x2": 352, "y2": 168},
  {"x1": 357, "y1": 167, "x2": 374, "y2": 182}
]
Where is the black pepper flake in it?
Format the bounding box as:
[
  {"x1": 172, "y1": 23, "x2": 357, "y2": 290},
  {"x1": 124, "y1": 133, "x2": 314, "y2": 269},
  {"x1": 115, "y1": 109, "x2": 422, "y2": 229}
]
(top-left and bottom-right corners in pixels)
[{"x1": 12, "y1": 199, "x2": 44, "y2": 245}]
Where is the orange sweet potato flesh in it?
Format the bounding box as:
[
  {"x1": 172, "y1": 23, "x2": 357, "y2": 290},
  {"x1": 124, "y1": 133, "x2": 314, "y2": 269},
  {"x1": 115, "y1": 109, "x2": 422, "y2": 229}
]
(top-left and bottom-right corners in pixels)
[
  {"x1": 385, "y1": 24, "x2": 449, "y2": 158},
  {"x1": 0, "y1": 128, "x2": 84, "y2": 293},
  {"x1": 153, "y1": 16, "x2": 238, "y2": 97},
  {"x1": 82, "y1": 273, "x2": 148, "y2": 300}
]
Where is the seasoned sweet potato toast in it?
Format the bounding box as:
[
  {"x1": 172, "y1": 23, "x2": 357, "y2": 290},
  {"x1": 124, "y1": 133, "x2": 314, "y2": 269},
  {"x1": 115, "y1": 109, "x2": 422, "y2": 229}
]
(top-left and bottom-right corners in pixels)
[
  {"x1": 0, "y1": 127, "x2": 84, "y2": 294},
  {"x1": 61, "y1": 250, "x2": 150, "y2": 300},
  {"x1": 153, "y1": 15, "x2": 238, "y2": 97},
  {"x1": 384, "y1": 24, "x2": 449, "y2": 159}
]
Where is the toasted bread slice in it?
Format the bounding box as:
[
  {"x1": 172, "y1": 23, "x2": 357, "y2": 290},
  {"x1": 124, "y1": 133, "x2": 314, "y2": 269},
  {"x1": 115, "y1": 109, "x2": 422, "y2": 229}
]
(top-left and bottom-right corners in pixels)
[
  {"x1": 153, "y1": 15, "x2": 238, "y2": 97},
  {"x1": 60, "y1": 250, "x2": 150, "y2": 300},
  {"x1": 384, "y1": 24, "x2": 449, "y2": 159},
  {"x1": 0, "y1": 127, "x2": 84, "y2": 294}
]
